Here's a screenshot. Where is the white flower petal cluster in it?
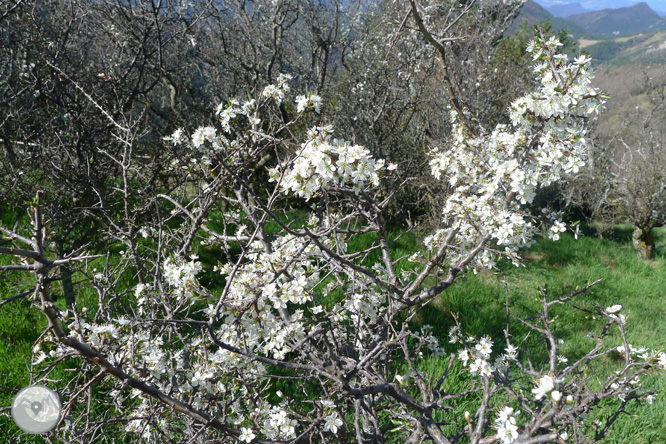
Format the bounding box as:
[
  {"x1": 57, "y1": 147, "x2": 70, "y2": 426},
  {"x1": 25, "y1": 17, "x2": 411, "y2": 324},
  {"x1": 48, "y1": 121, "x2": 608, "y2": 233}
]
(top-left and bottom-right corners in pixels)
[
  {"x1": 428, "y1": 37, "x2": 605, "y2": 268},
  {"x1": 604, "y1": 304, "x2": 626, "y2": 324},
  {"x1": 262, "y1": 73, "x2": 292, "y2": 104},
  {"x1": 295, "y1": 94, "x2": 323, "y2": 113},
  {"x1": 505, "y1": 343, "x2": 518, "y2": 361},
  {"x1": 136, "y1": 332, "x2": 169, "y2": 379},
  {"x1": 605, "y1": 304, "x2": 622, "y2": 314},
  {"x1": 458, "y1": 335, "x2": 495, "y2": 377},
  {"x1": 532, "y1": 374, "x2": 564, "y2": 402},
  {"x1": 215, "y1": 235, "x2": 319, "y2": 360},
  {"x1": 67, "y1": 319, "x2": 120, "y2": 349},
  {"x1": 261, "y1": 405, "x2": 297, "y2": 440},
  {"x1": 162, "y1": 127, "x2": 184, "y2": 144},
  {"x1": 271, "y1": 125, "x2": 391, "y2": 198},
  {"x1": 125, "y1": 404, "x2": 156, "y2": 439},
  {"x1": 165, "y1": 96, "x2": 261, "y2": 170},
  {"x1": 323, "y1": 412, "x2": 343, "y2": 434},
  {"x1": 659, "y1": 352, "x2": 666, "y2": 369},
  {"x1": 543, "y1": 210, "x2": 567, "y2": 241},
  {"x1": 414, "y1": 325, "x2": 445, "y2": 358},
  {"x1": 494, "y1": 406, "x2": 520, "y2": 443},
  {"x1": 191, "y1": 126, "x2": 217, "y2": 149},
  {"x1": 162, "y1": 255, "x2": 202, "y2": 302},
  {"x1": 239, "y1": 427, "x2": 256, "y2": 442},
  {"x1": 615, "y1": 344, "x2": 666, "y2": 369}
]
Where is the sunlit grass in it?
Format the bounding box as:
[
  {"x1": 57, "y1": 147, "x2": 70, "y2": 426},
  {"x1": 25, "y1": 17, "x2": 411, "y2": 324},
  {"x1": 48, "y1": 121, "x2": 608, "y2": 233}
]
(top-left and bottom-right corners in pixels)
[
  {"x1": 416, "y1": 225, "x2": 666, "y2": 443},
  {"x1": 2, "y1": 221, "x2": 666, "y2": 441}
]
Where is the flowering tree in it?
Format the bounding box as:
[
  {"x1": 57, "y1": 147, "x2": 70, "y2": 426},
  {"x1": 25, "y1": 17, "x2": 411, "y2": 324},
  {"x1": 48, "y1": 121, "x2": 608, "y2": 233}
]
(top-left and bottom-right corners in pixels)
[
  {"x1": 331, "y1": 0, "x2": 525, "y2": 217},
  {"x1": 0, "y1": 0, "x2": 366, "y2": 309},
  {"x1": 1, "y1": 5, "x2": 664, "y2": 444}
]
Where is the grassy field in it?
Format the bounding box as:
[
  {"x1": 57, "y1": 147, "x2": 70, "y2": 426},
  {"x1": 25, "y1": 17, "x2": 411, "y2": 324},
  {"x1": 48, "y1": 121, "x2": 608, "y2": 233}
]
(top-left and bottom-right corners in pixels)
[
  {"x1": 1, "y1": 223, "x2": 665, "y2": 442},
  {"x1": 420, "y1": 224, "x2": 666, "y2": 443}
]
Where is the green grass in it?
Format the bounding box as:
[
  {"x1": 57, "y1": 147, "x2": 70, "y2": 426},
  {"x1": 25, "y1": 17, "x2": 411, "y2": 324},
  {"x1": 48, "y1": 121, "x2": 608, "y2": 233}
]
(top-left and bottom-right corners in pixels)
[
  {"x1": 414, "y1": 225, "x2": 666, "y2": 443},
  {"x1": 2, "y1": 222, "x2": 666, "y2": 442},
  {"x1": 0, "y1": 253, "x2": 68, "y2": 442},
  {"x1": 0, "y1": 214, "x2": 141, "y2": 442}
]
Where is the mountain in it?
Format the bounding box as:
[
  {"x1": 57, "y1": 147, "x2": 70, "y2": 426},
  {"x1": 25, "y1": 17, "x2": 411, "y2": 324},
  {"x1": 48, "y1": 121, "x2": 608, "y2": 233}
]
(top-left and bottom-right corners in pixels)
[
  {"x1": 546, "y1": 2, "x2": 589, "y2": 17},
  {"x1": 583, "y1": 29, "x2": 666, "y2": 65},
  {"x1": 580, "y1": 0, "x2": 666, "y2": 11},
  {"x1": 536, "y1": 0, "x2": 666, "y2": 13},
  {"x1": 509, "y1": 1, "x2": 586, "y2": 35},
  {"x1": 567, "y1": 2, "x2": 666, "y2": 36}
]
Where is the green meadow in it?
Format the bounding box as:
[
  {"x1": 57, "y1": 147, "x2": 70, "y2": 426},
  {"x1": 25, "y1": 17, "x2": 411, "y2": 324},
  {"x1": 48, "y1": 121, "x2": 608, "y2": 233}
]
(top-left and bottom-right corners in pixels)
[{"x1": 1, "y1": 223, "x2": 665, "y2": 442}]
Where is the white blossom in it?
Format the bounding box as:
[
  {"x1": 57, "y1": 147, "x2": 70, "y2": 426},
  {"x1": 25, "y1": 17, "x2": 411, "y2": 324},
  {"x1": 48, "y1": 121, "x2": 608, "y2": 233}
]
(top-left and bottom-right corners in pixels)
[
  {"x1": 494, "y1": 406, "x2": 520, "y2": 443},
  {"x1": 324, "y1": 412, "x2": 343, "y2": 434},
  {"x1": 239, "y1": 427, "x2": 256, "y2": 442}
]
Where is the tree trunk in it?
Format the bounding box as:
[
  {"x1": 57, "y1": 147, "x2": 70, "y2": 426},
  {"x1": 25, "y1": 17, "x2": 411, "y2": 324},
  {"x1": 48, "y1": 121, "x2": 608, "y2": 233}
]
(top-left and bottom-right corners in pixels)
[
  {"x1": 60, "y1": 264, "x2": 76, "y2": 308},
  {"x1": 632, "y1": 225, "x2": 654, "y2": 260}
]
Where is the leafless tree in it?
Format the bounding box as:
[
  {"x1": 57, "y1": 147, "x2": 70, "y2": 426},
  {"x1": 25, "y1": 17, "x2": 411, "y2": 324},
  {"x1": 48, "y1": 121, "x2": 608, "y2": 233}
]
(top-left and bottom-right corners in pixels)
[{"x1": 565, "y1": 65, "x2": 666, "y2": 259}]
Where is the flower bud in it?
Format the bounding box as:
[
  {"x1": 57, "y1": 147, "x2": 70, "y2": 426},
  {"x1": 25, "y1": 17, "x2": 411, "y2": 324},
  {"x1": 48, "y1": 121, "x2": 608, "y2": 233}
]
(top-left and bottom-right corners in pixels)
[{"x1": 551, "y1": 390, "x2": 562, "y2": 402}]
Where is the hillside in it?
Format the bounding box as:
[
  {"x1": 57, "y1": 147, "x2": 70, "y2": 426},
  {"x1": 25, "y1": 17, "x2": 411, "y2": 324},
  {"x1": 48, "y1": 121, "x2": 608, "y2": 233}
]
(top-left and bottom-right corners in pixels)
[
  {"x1": 509, "y1": 1, "x2": 665, "y2": 38},
  {"x1": 567, "y1": 2, "x2": 666, "y2": 36},
  {"x1": 583, "y1": 29, "x2": 666, "y2": 66},
  {"x1": 508, "y1": 1, "x2": 586, "y2": 35},
  {"x1": 536, "y1": 0, "x2": 666, "y2": 14}
]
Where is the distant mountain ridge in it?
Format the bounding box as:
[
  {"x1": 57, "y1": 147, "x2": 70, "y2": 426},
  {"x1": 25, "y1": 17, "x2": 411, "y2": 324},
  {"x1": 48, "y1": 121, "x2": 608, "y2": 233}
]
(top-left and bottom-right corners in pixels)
[
  {"x1": 508, "y1": 1, "x2": 586, "y2": 35},
  {"x1": 536, "y1": 0, "x2": 666, "y2": 14},
  {"x1": 511, "y1": 1, "x2": 666, "y2": 38},
  {"x1": 567, "y1": 2, "x2": 666, "y2": 36}
]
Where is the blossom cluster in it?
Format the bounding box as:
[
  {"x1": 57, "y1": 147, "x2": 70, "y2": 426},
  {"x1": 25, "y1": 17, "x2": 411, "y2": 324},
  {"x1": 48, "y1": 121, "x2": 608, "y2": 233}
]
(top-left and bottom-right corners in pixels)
[
  {"x1": 261, "y1": 73, "x2": 293, "y2": 105},
  {"x1": 213, "y1": 235, "x2": 320, "y2": 360},
  {"x1": 27, "y1": 36, "x2": 666, "y2": 444},
  {"x1": 532, "y1": 374, "x2": 563, "y2": 402},
  {"x1": 494, "y1": 406, "x2": 520, "y2": 443},
  {"x1": 270, "y1": 125, "x2": 396, "y2": 198},
  {"x1": 450, "y1": 327, "x2": 518, "y2": 378},
  {"x1": 162, "y1": 255, "x2": 202, "y2": 302},
  {"x1": 295, "y1": 93, "x2": 323, "y2": 113},
  {"x1": 164, "y1": 75, "x2": 324, "y2": 177},
  {"x1": 426, "y1": 36, "x2": 605, "y2": 268}
]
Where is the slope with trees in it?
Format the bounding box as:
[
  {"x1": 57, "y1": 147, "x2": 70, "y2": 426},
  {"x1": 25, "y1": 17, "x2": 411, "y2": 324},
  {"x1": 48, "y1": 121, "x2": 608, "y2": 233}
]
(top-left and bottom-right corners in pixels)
[{"x1": 566, "y1": 64, "x2": 666, "y2": 259}]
